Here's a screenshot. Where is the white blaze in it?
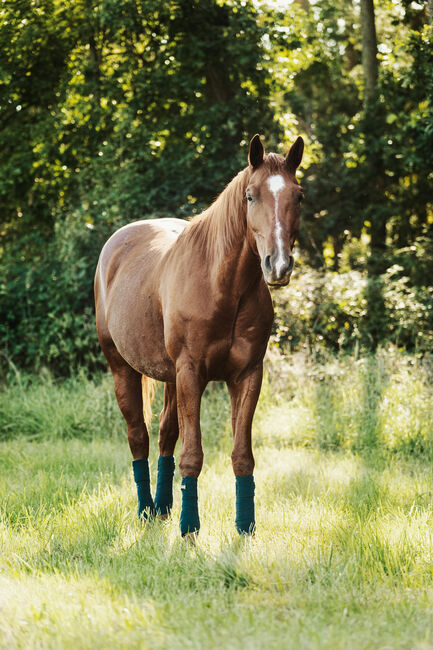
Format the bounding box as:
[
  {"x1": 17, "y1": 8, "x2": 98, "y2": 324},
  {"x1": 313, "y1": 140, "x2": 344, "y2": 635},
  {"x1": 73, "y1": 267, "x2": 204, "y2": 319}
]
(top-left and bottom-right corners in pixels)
[{"x1": 267, "y1": 174, "x2": 287, "y2": 276}]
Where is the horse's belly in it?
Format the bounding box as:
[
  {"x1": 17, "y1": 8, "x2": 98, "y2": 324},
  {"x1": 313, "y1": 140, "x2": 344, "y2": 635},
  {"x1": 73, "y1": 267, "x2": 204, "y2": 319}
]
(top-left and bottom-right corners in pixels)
[
  {"x1": 121, "y1": 347, "x2": 176, "y2": 382},
  {"x1": 107, "y1": 298, "x2": 176, "y2": 382},
  {"x1": 110, "y1": 329, "x2": 176, "y2": 382}
]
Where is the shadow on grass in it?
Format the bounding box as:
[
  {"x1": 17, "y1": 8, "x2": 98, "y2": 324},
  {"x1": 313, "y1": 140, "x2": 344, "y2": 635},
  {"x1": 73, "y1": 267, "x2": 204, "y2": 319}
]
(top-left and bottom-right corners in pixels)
[{"x1": 7, "y1": 506, "x2": 256, "y2": 604}]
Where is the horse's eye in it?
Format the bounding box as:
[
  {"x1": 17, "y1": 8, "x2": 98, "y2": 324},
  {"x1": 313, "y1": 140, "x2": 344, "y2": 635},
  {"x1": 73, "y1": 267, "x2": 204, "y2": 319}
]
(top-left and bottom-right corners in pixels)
[
  {"x1": 246, "y1": 192, "x2": 254, "y2": 203},
  {"x1": 297, "y1": 192, "x2": 304, "y2": 204}
]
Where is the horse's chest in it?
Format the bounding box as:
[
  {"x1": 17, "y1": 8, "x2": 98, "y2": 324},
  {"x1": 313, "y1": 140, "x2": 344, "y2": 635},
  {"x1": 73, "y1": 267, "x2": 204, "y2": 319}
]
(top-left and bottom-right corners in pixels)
[
  {"x1": 164, "y1": 281, "x2": 273, "y2": 382},
  {"x1": 204, "y1": 322, "x2": 270, "y2": 382}
]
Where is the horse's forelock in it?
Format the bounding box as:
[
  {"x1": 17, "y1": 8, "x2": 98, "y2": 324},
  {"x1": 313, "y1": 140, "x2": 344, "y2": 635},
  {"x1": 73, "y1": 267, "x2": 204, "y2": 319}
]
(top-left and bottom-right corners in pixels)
[{"x1": 263, "y1": 153, "x2": 286, "y2": 174}]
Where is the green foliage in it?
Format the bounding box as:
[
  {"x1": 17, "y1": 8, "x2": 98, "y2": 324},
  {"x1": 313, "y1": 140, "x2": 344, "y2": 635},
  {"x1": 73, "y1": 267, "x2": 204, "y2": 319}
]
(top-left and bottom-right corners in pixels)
[
  {"x1": 272, "y1": 263, "x2": 433, "y2": 354},
  {"x1": 0, "y1": 370, "x2": 123, "y2": 440},
  {"x1": 0, "y1": 215, "x2": 109, "y2": 374},
  {"x1": 266, "y1": 3, "x2": 433, "y2": 276},
  {"x1": 0, "y1": 0, "x2": 278, "y2": 374},
  {"x1": 1, "y1": 1, "x2": 432, "y2": 372},
  {"x1": 2, "y1": 348, "x2": 433, "y2": 459}
]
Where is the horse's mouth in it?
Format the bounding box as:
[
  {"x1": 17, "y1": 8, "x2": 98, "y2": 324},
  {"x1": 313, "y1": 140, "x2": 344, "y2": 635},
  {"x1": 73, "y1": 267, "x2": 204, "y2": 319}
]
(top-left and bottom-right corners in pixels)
[{"x1": 266, "y1": 277, "x2": 292, "y2": 288}]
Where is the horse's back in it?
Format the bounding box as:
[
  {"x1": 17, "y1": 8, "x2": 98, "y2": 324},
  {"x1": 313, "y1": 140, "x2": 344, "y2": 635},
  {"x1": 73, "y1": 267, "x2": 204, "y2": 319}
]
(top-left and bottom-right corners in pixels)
[
  {"x1": 95, "y1": 218, "x2": 186, "y2": 380},
  {"x1": 96, "y1": 218, "x2": 186, "y2": 303},
  {"x1": 99, "y1": 217, "x2": 185, "y2": 270}
]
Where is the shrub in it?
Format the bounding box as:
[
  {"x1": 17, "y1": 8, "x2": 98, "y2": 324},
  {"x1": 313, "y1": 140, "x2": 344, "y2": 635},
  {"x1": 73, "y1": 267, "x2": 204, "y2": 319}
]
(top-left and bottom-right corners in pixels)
[{"x1": 272, "y1": 264, "x2": 433, "y2": 355}]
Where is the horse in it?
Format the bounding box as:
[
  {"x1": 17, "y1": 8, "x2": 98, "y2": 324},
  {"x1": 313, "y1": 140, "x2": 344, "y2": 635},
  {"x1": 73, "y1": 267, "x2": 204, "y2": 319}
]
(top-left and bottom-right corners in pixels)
[{"x1": 94, "y1": 134, "x2": 304, "y2": 536}]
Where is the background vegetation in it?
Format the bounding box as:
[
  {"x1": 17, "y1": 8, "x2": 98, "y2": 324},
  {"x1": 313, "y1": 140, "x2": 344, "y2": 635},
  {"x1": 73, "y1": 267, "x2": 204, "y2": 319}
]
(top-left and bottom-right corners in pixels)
[{"x1": 1, "y1": 0, "x2": 432, "y2": 374}]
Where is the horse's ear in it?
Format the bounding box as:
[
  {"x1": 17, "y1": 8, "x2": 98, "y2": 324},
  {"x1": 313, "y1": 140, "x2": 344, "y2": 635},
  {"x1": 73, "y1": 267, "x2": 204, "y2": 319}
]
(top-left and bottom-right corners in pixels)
[
  {"x1": 249, "y1": 134, "x2": 265, "y2": 169},
  {"x1": 285, "y1": 136, "x2": 304, "y2": 174}
]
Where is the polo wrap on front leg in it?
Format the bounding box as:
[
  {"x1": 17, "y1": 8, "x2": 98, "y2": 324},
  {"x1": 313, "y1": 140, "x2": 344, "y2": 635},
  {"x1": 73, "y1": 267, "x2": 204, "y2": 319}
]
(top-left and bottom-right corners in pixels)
[
  {"x1": 154, "y1": 455, "x2": 175, "y2": 516},
  {"x1": 132, "y1": 458, "x2": 155, "y2": 519},
  {"x1": 180, "y1": 476, "x2": 200, "y2": 536},
  {"x1": 235, "y1": 475, "x2": 255, "y2": 534}
]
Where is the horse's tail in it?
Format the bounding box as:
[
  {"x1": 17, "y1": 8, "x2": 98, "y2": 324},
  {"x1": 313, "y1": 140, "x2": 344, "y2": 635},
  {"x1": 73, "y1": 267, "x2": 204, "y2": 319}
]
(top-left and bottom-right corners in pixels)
[{"x1": 141, "y1": 375, "x2": 156, "y2": 429}]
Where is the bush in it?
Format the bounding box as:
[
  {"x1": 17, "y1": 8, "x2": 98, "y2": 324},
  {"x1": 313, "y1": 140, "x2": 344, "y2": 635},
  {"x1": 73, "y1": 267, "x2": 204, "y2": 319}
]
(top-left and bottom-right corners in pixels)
[
  {"x1": 272, "y1": 264, "x2": 433, "y2": 355},
  {"x1": 0, "y1": 209, "x2": 116, "y2": 376}
]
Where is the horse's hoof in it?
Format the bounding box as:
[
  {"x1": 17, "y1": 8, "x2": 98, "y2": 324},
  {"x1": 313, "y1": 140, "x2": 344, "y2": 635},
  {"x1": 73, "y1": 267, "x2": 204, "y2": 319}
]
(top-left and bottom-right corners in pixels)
[
  {"x1": 158, "y1": 513, "x2": 169, "y2": 521},
  {"x1": 182, "y1": 531, "x2": 199, "y2": 544},
  {"x1": 138, "y1": 508, "x2": 156, "y2": 521}
]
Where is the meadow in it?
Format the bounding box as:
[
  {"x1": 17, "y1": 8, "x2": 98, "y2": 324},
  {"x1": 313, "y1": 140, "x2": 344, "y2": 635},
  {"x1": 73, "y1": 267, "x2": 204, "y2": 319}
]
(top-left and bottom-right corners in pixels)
[{"x1": 2, "y1": 349, "x2": 433, "y2": 649}]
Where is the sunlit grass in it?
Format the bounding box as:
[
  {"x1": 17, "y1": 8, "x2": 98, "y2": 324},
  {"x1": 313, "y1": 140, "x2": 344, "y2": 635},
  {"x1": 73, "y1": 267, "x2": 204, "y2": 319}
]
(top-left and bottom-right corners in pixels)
[{"x1": 2, "y1": 349, "x2": 433, "y2": 648}]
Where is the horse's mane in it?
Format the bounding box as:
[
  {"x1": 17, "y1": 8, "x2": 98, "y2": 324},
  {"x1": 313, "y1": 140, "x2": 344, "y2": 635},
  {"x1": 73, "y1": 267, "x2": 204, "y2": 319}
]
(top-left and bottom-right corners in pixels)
[{"x1": 180, "y1": 166, "x2": 251, "y2": 264}]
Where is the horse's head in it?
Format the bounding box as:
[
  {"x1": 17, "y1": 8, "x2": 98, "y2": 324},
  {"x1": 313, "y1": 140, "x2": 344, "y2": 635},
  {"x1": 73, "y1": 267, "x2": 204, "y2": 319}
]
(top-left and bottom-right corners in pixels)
[{"x1": 246, "y1": 134, "x2": 304, "y2": 287}]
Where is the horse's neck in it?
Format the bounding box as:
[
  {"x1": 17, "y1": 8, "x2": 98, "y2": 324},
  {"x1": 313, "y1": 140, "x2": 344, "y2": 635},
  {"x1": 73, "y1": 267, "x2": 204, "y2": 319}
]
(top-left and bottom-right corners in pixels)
[{"x1": 198, "y1": 172, "x2": 261, "y2": 294}]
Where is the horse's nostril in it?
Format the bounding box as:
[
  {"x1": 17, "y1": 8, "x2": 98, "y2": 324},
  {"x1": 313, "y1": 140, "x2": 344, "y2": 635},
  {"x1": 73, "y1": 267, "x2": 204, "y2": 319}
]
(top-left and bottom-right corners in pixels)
[
  {"x1": 287, "y1": 255, "x2": 294, "y2": 273},
  {"x1": 264, "y1": 254, "x2": 272, "y2": 273}
]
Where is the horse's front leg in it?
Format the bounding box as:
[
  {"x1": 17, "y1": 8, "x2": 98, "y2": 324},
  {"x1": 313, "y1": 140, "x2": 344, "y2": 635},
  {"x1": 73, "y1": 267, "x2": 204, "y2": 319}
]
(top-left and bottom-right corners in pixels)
[
  {"x1": 228, "y1": 365, "x2": 263, "y2": 534},
  {"x1": 176, "y1": 360, "x2": 205, "y2": 536}
]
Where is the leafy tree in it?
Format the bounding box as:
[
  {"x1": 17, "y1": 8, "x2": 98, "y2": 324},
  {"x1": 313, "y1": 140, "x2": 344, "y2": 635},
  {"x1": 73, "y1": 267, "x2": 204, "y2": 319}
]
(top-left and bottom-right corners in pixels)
[{"x1": 0, "y1": 0, "x2": 278, "y2": 374}]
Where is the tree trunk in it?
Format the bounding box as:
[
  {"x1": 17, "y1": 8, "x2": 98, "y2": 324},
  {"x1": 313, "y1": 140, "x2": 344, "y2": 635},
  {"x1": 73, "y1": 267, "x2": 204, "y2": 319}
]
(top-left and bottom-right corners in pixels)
[
  {"x1": 360, "y1": 0, "x2": 378, "y2": 107},
  {"x1": 360, "y1": 0, "x2": 384, "y2": 270},
  {"x1": 360, "y1": 0, "x2": 387, "y2": 347}
]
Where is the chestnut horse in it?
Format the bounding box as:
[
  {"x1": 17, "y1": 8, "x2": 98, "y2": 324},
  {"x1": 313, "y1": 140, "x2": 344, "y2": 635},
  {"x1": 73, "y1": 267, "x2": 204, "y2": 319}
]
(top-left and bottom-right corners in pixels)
[{"x1": 94, "y1": 134, "x2": 304, "y2": 536}]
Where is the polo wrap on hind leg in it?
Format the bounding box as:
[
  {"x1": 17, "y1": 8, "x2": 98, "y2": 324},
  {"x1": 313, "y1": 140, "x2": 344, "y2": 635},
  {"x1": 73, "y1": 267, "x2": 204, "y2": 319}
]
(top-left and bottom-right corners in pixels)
[
  {"x1": 235, "y1": 475, "x2": 255, "y2": 534},
  {"x1": 154, "y1": 455, "x2": 175, "y2": 515},
  {"x1": 180, "y1": 476, "x2": 200, "y2": 536},
  {"x1": 132, "y1": 458, "x2": 155, "y2": 519}
]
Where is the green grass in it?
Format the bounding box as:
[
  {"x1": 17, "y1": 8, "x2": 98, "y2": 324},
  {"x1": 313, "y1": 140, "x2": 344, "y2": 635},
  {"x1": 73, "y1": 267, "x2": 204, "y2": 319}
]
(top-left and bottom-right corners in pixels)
[{"x1": 2, "y1": 349, "x2": 433, "y2": 649}]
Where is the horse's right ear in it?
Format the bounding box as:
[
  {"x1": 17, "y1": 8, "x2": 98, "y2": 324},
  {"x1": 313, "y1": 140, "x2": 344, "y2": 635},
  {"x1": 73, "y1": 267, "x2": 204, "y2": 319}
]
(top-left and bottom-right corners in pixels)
[{"x1": 249, "y1": 134, "x2": 265, "y2": 169}]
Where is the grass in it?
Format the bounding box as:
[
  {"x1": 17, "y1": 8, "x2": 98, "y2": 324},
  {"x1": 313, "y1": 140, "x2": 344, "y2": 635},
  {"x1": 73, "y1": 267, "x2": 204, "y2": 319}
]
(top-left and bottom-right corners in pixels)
[{"x1": 2, "y1": 349, "x2": 433, "y2": 648}]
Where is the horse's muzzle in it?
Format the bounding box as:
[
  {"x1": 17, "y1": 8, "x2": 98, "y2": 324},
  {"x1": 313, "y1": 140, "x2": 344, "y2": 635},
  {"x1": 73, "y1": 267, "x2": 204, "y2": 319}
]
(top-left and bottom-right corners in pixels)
[{"x1": 262, "y1": 253, "x2": 294, "y2": 287}]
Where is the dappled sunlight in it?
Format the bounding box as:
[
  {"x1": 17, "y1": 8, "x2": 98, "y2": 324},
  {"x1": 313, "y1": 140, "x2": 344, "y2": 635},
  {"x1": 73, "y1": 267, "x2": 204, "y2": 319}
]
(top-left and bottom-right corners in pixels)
[
  {"x1": 379, "y1": 366, "x2": 433, "y2": 454},
  {"x1": 258, "y1": 447, "x2": 362, "y2": 500}
]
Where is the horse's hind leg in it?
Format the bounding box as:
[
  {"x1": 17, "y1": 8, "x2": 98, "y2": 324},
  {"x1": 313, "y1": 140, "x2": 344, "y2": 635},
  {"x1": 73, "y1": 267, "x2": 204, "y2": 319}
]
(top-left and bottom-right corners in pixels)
[
  {"x1": 176, "y1": 362, "x2": 205, "y2": 537},
  {"x1": 100, "y1": 337, "x2": 155, "y2": 519},
  {"x1": 154, "y1": 382, "x2": 178, "y2": 517}
]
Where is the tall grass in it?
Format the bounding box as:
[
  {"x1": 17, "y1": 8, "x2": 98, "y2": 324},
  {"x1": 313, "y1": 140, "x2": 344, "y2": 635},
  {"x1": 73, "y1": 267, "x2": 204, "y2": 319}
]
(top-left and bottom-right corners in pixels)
[
  {"x1": 3, "y1": 347, "x2": 433, "y2": 457},
  {"x1": 259, "y1": 346, "x2": 433, "y2": 457},
  {"x1": 1, "y1": 349, "x2": 433, "y2": 648}
]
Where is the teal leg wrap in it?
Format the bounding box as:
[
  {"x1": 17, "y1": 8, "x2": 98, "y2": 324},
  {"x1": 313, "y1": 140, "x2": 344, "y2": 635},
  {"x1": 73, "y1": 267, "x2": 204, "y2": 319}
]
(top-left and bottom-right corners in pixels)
[
  {"x1": 235, "y1": 475, "x2": 255, "y2": 534},
  {"x1": 154, "y1": 455, "x2": 175, "y2": 515},
  {"x1": 180, "y1": 476, "x2": 200, "y2": 536},
  {"x1": 132, "y1": 459, "x2": 155, "y2": 519}
]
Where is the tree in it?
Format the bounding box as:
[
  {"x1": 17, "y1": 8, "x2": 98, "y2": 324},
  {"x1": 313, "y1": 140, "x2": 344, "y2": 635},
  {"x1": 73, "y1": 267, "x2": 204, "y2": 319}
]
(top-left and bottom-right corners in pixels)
[
  {"x1": 0, "y1": 0, "x2": 278, "y2": 374},
  {"x1": 360, "y1": 0, "x2": 378, "y2": 107}
]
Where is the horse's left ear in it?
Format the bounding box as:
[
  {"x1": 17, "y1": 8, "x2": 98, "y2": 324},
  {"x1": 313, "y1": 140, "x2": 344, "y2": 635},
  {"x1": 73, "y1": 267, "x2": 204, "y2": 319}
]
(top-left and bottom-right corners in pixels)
[
  {"x1": 249, "y1": 134, "x2": 265, "y2": 169},
  {"x1": 285, "y1": 136, "x2": 304, "y2": 174}
]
